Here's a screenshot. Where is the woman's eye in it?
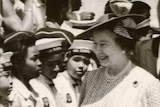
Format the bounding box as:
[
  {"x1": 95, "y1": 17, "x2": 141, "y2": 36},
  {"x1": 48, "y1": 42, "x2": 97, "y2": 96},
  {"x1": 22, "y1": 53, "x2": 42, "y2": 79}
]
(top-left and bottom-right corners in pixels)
[
  {"x1": 73, "y1": 57, "x2": 81, "y2": 62},
  {"x1": 100, "y1": 43, "x2": 107, "y2": 46},
  {"x1": 4, "y1": 74, "x2": 9, "y2": 78},
  {"x1": 1, "y1": 72, "x2": 10, "y2": 77}
]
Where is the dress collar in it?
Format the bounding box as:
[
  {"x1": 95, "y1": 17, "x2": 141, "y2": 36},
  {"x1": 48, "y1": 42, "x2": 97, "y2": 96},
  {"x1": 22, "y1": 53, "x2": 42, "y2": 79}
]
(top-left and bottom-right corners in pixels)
[
  {"x1": 105, "y1": 60, "x2": 134, "y2": 82},
  {"x1": 62, "y1": 71, "x2": 82, "y2": 86},
  {"x1": 38, "y1": 74, "x2": 54, "y2": 86},
  {"x1": 10, "y1": 78, "x2": 34, "y2": 100}
]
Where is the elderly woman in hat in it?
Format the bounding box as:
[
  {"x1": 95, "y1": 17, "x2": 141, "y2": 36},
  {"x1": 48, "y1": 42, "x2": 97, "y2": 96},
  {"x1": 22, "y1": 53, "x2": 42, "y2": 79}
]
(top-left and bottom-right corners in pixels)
[
  {"x1": 3, "y1": 31, "x2": 43, "y2": 107},
  {"x1": 54, "y1": 39, "x2": 99, "y2": 107},
  {"x1": 77, "y1": 13, "x2": 160, "y2": 107}
]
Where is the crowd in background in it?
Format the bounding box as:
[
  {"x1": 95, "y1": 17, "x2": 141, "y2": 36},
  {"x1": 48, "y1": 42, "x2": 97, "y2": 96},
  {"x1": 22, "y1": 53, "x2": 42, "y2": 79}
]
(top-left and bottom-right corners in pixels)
[{"x1": 0, "y1": 0, "x2": 160, "y2": 107}]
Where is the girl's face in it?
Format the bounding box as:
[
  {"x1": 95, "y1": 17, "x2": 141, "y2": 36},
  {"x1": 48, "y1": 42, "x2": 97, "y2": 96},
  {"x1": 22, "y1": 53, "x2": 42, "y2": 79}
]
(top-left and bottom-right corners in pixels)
[
  {"x1": 21, "y1": 46, "x2": 42, "y2": 79},
  {"x1": 67, "y1": 55, "x2": 89, "y2": 80},
  {"x1": 0, "y1": 64, "x2": 12, "y2": 97},
  {"x1": 41, "y1": 53, "x2": 64, "y2": 80}
]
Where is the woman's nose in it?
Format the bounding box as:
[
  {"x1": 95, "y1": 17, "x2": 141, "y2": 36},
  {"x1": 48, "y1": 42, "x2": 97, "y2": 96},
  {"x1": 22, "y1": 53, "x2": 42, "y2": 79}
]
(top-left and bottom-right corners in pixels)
[{"x1": 94, "y1": 44, "x2": 102, "y2": 53}]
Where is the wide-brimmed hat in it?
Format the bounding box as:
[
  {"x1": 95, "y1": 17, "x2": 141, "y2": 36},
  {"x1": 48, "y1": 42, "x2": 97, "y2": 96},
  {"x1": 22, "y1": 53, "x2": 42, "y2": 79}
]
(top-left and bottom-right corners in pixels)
[
  {"x1": 76, "y1": 13, "x2": 146, "y2": 40},
  {"x1": 134, "y1": 19, "x2": 160, "y2": 34},
  {"x1": 136, "y1": 19, "x2": 160, "y2": 57},
  {"x1": 129, "y1": 18, "x2": 160, "y2": 31},
  {"x1": 123, "y1": 18, "x2": 160, "y2": 40}
]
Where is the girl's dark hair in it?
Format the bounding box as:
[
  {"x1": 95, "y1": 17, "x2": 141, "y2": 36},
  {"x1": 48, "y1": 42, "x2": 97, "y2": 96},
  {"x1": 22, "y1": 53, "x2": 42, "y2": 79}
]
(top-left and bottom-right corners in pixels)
[
  {"x1": 46, "y1": 0, "x2": 71, "y2": 25},
  {"x1": 66, "y1": 50, "x2": 100, "y2": 67},
  {"x1": 71, "y1": 0, "x2": 81, "y2": 11},
  {"x1": 4, "y1": 32, "x2": 36, "y2": 77}
]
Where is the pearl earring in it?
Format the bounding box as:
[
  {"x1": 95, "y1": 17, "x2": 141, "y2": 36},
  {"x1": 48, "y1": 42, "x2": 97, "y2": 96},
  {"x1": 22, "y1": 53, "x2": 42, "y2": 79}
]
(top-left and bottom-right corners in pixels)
[{"x1": 122, "y1": 51, "x2": 125, "y2": 53}]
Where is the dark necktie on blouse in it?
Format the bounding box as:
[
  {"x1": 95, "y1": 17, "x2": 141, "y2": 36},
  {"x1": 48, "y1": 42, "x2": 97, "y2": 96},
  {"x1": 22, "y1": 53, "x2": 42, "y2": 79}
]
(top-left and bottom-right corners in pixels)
[
  {"x1": 49, "y1": 83, "x2": 64, "y2": 107},
  {"x1": 73, "y1": 81, "x2": 82, "y2": 92},
  {"x1": 73, "y1": 80, "x2": 82, "y2": 100},
  {"x1": 49, "y1": 83, "x2": 57, "y2": 95}
]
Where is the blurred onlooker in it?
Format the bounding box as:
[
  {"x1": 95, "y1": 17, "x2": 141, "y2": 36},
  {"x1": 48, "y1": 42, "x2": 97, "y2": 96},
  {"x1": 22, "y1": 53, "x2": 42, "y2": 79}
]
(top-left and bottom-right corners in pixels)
[
  {"x1": 69, "y1": 0, "x2": 95, "y2": 21},
  {"x1": 12, "y1": 0, "x2": 46, "y2": 31},
  {"x1": 45, "y1": 0, "x2": 72, "y2": 28},
  {"x1": 129, "y1": 1, "x2": 160, "y2": 78},
  {"x1": 2, "y1": 0, "x2": 34, "y2": 35},
  {"x1": 2, "y1": 0, "x2": 45, "y2": 35},
  {"x1": 4, "y1": 32, "x2": 43, "y2": 107},
  {"x1": 60, "y1": 0, "x2": 96, "y2": 36},
  {"x1": 134, "y1": 20, "x2": 160, "y2": 78}
]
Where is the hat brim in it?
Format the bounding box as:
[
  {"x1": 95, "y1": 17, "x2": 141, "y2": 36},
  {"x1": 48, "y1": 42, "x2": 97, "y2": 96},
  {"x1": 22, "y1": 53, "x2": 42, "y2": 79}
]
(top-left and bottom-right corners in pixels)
[
  {"x1": 35, "y1": 27, "x2": 74, "y2": 45},
  {"x1": 151, "y1": 28, "x2": 160, "y2": 34},
  {"x1": 152, "y1": 36, "x2": 160, "y2": 57},
  {"x1": 151, "y1": 27, "x2": 160, "y2": 57},
  {"x1": 76, "y1": 14, "x2": 145, "y2": 40}
]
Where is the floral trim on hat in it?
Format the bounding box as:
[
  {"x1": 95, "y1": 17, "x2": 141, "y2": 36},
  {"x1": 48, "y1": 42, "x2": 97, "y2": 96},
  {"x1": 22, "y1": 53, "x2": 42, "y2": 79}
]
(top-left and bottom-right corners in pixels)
[{"x1": 114, "y1": 18, "x2": 137, "y2": 39}]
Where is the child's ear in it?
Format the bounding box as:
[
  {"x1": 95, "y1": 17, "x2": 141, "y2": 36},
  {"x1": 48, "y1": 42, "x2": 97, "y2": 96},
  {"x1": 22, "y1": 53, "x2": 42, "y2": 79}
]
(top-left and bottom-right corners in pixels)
[{"x1": 64, "y1": 52, "x2": 69, "y2": 62}]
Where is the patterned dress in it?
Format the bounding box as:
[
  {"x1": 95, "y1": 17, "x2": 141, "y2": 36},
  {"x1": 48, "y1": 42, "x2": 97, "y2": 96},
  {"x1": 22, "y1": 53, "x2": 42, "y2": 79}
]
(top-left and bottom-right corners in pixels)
[{"x1": 80, "y1": 61, "x2": 160, "y2": 107}]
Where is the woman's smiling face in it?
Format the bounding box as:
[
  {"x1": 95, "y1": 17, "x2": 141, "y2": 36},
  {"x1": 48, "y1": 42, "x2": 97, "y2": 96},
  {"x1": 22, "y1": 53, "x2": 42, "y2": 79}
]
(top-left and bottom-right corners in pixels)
[{"x1": 93, "y1": 29, "x2": 123, "y2": 67}]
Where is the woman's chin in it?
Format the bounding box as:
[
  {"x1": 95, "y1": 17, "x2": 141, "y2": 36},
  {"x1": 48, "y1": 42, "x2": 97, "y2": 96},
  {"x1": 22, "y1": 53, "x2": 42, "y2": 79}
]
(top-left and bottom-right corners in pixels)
[{"x1": 99, "y1": 60, "x2": 109, "y2": 67}]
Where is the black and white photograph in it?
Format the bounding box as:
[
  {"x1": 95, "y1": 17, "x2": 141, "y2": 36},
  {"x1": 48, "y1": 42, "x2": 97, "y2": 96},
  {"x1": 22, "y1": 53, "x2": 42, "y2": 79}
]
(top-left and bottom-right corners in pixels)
[{"x1": 0, "y1": 0, "x2": 160, "y2": 107}]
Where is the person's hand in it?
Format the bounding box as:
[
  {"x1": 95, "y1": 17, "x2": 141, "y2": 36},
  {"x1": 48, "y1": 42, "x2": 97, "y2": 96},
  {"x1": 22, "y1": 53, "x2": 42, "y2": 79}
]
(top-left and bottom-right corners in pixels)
[
  {"x1": 13, "y1": 0, "x2": 24, "y2": 9},
  {"x1": 80, "y1": 12, "x2": 95, "y2": 20},
  {"x1": 13, "y1": 0, "x2": 24, "y2": 18}
]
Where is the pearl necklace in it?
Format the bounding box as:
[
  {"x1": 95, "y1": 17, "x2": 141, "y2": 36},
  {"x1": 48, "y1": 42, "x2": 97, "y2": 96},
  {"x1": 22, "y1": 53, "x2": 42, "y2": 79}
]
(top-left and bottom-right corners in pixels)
[{"x1": 105, "y1": 61, "x2": 132, "y2": 82}]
